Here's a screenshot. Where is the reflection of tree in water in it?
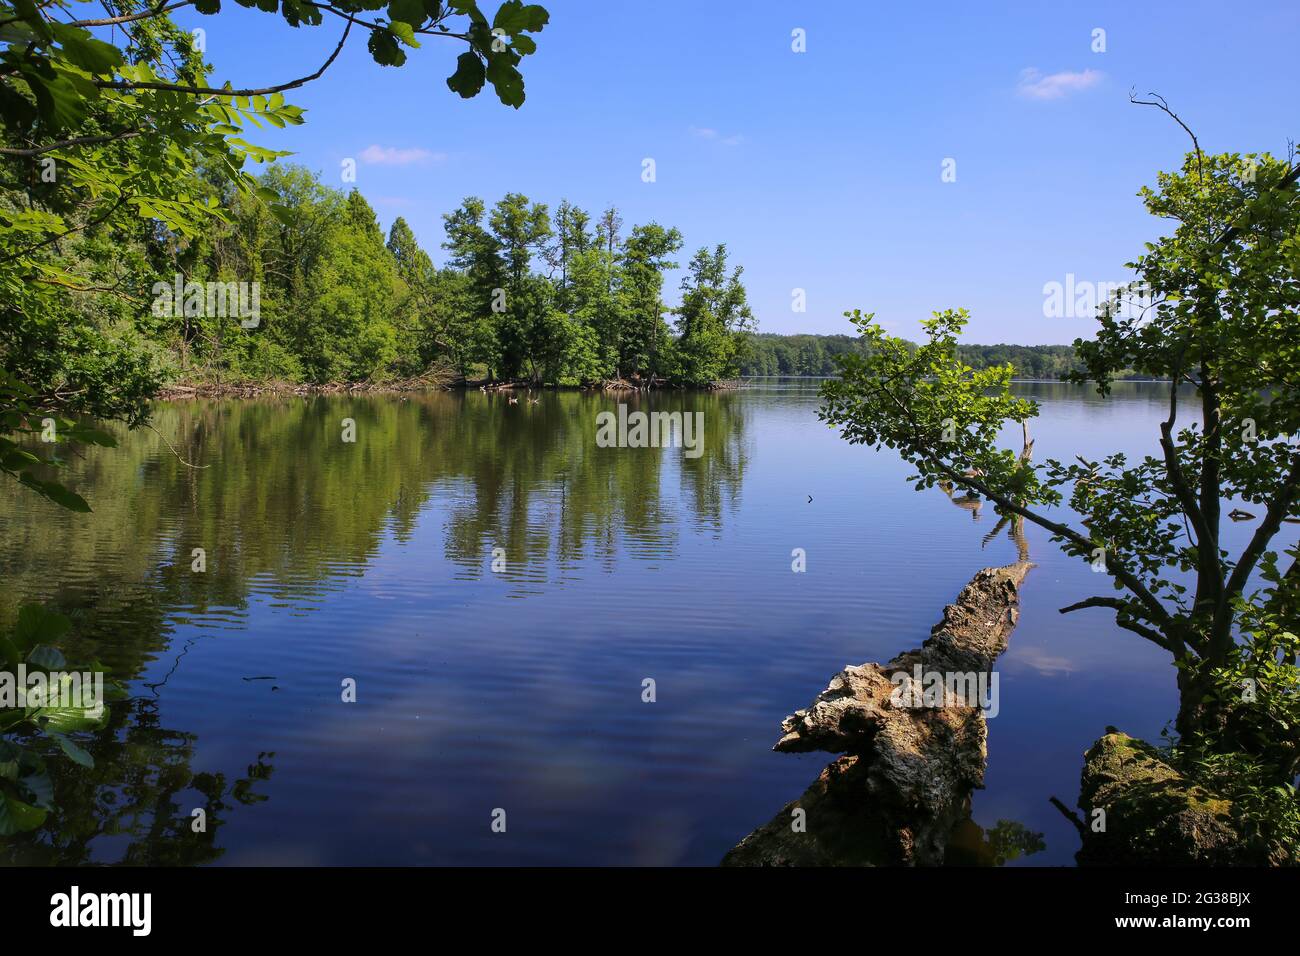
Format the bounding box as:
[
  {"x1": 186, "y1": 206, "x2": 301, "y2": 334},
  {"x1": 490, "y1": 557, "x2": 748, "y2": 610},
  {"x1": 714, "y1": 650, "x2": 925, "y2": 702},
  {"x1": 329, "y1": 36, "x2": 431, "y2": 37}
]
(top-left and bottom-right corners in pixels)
[
  {"x1": 945, "y1": 817, "x2": 1046, "y2": 866},
  {"x1": 0, "y1": 568, "x2": 274, "y2": 862},
  {"x1": 2, "y1": 390, "x2": 751, "y2": 612},
  {"x1": 0, "y1": 695, "x2": 274, "y2": 865},
  {"x1": 936, "y1": 482, "x2": 1030, "y2": 562},
  {"x1": 939, "y1": 421, "x2": 1033, "y2": 562},
  {"x1": 939, "y1": 479, "x2": 985, "y2": 520},
  {"x1": 0, "y1": 390, "x2": 750, "y2": 859},
  {"x1": 418, "y1": 390, "x2": 750, "y2": 577}
]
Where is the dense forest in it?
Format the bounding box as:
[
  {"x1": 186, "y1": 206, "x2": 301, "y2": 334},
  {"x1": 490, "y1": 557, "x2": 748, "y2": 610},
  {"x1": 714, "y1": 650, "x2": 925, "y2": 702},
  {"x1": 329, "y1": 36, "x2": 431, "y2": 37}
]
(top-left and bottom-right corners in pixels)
[
  {"x1": 165, "y1": 167, "x2": 757, "y2": 387},
  {"x1": 6, "y1": 161, "x2": 754, "y2": 394},
  {"x1": 740, "y1": 334, "x2": 1083, "y2": 380}
]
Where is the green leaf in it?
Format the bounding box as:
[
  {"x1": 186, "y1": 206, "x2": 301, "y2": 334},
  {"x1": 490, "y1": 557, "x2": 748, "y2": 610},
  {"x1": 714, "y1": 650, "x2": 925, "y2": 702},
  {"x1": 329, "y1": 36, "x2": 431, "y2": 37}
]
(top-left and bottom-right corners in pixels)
[
  {"x1": 10, "y1": 0, "x2": 53, "y2": 42},
  {"x1": 447, "y1": 0, "x2": 487, "y2": 25},
  {"x1": 0, "y1": 447, "x2": 40, "y2": 469},
  {"x1": 387, "y1": 20, "x2": 420, "y2": 47},
  {"x1": 388, "y1": 0, "x2": 426, "y2": 25},
  {"x1": 21, "y1": 64, "x2": 92, "y2": 130},
  {"x1": 0, "y1": 794, "x2": 47, "y2": 835},
  {"x1": 50, "y1": 23, "x2": 125, "y2": 75},
  {"x1": 33, "y1": 704, "x2": 104, "y2": 734},
  {"x1": 25, "y1": 644, "x2": 67, "y2": 671},
  {"x1": 446, "y1": 51, "x2": 485, "y2": 98},
  {"x1": 17, "y1": 474, "x2": 91, "y2": 512},
  {"x1": 54, "y1": 734, "x2": 94, "y2": 769},
  {"x1": 492, "y1": 0, "x2": 548, "y2": 33},
  {"x1": 485, "y1": 56, "x2": 524, "y2": 107},
  {"x1": 12, "y1": 604, "x2": 71, "y2": 652},
  {"x1": 70, "y1": 425, "x2": 117, "y2": 448},
  {"x1": 367, "y1": 29, "x2": 408, "y2": 67}
]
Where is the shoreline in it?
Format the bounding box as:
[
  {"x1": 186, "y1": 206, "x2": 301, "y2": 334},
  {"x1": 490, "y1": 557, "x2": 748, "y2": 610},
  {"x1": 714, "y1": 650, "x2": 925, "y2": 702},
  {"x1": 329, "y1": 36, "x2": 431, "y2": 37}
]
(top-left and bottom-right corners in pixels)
[
  {"x1": 154, "y1": 378, "x2": 451, "y2": 401},
  {"x1": 154, "y1": 377, "x2": 748, "y2": 401},
  {"x1": 153, "y1": 376, "x2": 1173, "y2": 401}
]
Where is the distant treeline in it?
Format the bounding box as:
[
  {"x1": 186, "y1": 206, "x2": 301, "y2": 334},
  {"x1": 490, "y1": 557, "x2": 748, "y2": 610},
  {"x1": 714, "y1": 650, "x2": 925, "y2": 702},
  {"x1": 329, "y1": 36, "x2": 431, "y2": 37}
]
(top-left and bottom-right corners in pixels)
[{"x1": 740, "y1": 334, "x2": 1084, "y2": 380}]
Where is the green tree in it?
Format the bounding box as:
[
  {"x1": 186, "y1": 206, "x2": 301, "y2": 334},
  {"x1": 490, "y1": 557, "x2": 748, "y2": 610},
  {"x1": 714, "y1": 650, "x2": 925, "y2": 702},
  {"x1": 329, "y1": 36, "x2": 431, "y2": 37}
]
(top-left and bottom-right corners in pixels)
[
  {"x1": 296, "y1": 190, "x2": 402, "y2": 381},
  {"x1": 584, "y1": 206, "x2": 627, "y2": 377},
  {"x1": 2, "y1": 0, "x2": 551, "y2": 504},
  {"x1": 619, "y1": 222, "x2": 682, "y2": 380},
  {"x1": 387, "y1": 215, "x2": 469, "y2": 376},
  {"x1": 545, "y1": 198, "x2": 592, "y2": 312},
  {"x1": 442, "y1": 196, "x2": 506, "y2": 377},
  {"x1": 488, "y1": 192, "x2": 551, "y2": 379},
  {"x1": 819, "y1": 136, "x2": 1300, "y2": 750},
  {"x1": 674, "y1": 243, "x2": 754, "y2": 385}
]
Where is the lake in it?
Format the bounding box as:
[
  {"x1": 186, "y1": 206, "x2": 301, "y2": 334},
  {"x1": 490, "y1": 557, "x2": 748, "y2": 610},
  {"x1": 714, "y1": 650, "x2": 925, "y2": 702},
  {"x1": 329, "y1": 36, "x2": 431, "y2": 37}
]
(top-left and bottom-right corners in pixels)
[{"x1": 2, "y1": 381, "x2": 1288, "y2": 865}]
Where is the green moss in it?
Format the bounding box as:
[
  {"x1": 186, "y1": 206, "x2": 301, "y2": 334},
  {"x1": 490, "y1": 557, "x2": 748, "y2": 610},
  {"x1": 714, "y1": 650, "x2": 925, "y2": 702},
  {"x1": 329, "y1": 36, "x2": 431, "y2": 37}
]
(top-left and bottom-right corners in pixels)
[{"x1": 1076, "y1": 732, "x2": 1256, "y2": 866}]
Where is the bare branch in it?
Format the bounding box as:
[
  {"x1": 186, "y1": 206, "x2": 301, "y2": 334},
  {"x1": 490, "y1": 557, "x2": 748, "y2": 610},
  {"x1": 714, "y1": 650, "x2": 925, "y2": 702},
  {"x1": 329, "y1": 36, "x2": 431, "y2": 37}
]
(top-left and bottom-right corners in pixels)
[
  {"x1": 1130, "y1": 90, "x2": 1203, "y2": 185},
  {"x1": 0, "y1": 129, "x2": 143, "y2": 157},
  {"x1": 144, "y1": 422, "x2": 208, "y2": 470},
  {"x1": 1049, "y1": 796, "x2": 1087, "y2": 839},
  {"x1": 95, "y1": 16, "x2": 354, "y2": 97},
  {"x1": 67, "y1": 1, "x2": 191, "y2": 27},
  {"x1": 1218, "y1": 453, "x2": 1300, "y2": 628},
  {"x1": 1059, "y1": 596, "x2": 1180, "y2": 653}
]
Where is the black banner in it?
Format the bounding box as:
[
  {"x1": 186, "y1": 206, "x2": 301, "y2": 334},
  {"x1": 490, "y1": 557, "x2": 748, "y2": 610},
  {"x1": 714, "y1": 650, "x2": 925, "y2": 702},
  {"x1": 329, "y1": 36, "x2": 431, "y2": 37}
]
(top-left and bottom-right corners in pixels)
[{"x1": 7, "y1": 865, "x2": 1291, "y2": 940}]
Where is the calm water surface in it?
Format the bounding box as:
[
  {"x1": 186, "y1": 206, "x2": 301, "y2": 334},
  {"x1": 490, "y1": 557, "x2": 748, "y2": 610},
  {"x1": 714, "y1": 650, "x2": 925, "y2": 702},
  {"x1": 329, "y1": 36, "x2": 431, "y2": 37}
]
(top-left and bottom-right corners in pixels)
[{"x1": 2, "y1": 381, "x2": 1289, "y2": 865}]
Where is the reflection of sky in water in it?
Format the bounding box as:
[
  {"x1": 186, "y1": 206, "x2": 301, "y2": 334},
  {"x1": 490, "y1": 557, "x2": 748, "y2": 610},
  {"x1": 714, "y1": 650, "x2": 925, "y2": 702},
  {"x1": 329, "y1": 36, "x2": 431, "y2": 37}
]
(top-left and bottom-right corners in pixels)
[{"x1": 0, "y1": 382, "x2": 1293, "y2": 865}]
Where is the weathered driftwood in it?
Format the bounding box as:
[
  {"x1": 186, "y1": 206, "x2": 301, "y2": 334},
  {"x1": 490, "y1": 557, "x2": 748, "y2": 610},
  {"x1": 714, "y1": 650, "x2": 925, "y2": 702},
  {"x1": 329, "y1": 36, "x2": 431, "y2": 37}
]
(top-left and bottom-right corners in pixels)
[{"x1": 722, "y1": 562, "x2": 1032, "y2": 867}]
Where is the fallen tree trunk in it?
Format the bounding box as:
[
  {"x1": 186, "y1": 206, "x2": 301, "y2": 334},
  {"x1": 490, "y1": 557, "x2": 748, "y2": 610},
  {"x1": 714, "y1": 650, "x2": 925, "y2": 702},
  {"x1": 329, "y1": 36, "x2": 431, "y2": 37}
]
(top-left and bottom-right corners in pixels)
[{"x1": 722, "y1": 562, "x2": 1032, "y2": 866}]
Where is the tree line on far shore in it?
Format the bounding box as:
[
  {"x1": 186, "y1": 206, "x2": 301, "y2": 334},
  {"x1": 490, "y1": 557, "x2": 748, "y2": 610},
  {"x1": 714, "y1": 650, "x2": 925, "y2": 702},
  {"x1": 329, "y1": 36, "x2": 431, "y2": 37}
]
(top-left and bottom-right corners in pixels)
[{"x1": 740, "y1": 334, "x2": 1154, "y2": 380}]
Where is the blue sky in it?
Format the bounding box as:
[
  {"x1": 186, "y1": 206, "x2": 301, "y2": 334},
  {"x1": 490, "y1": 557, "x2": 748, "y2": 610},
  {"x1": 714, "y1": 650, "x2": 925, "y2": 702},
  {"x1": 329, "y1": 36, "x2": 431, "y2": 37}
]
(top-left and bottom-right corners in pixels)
[{"x1": 179, "y1": 0, "x2": 1299, "y2": 343}]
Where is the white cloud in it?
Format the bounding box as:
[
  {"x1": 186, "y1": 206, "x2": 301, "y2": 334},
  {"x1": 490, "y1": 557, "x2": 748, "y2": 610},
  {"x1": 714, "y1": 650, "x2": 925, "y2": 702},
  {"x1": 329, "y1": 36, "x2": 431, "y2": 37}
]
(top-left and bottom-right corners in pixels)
[
  {"x1": 689, "y1": 126, "x2": 743, "y2": 146},
  {"x1": 359, "y1": 145, "x2": 445, "y2": 165},
  {"x1": 1016, "y1": 68, "x2": 1104, "y2": 100},
  {"x1": 1007, "y1": 646, "x2": 1077, "y2": 677}
]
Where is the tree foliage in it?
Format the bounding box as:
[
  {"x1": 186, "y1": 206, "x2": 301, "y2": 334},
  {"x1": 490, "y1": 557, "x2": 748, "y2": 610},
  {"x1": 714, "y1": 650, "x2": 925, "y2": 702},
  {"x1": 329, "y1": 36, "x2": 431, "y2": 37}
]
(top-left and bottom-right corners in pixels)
[
  {"x1": 820, "y1": 137, "x2": 1300, "y2": 758},
  {"x1": 1, "y1": 0, "x2": 550, "y2": 508}
]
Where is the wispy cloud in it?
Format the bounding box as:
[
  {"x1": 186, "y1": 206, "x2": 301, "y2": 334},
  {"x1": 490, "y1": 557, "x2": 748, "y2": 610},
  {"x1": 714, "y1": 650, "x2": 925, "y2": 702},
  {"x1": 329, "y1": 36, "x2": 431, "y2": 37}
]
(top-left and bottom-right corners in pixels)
[
  {"x1": 1007, "y1": 646, "x2": 1077, "y2": 677},
  {"x1": 689, "y1": 126, "x2": 743, "y2": 146},
  {"x1": 1016, "y1": 68, "x2": 1103, "y2": 100},
  {"x1": 359, "y1": 145, "x2": 445, "y2": 165}
]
